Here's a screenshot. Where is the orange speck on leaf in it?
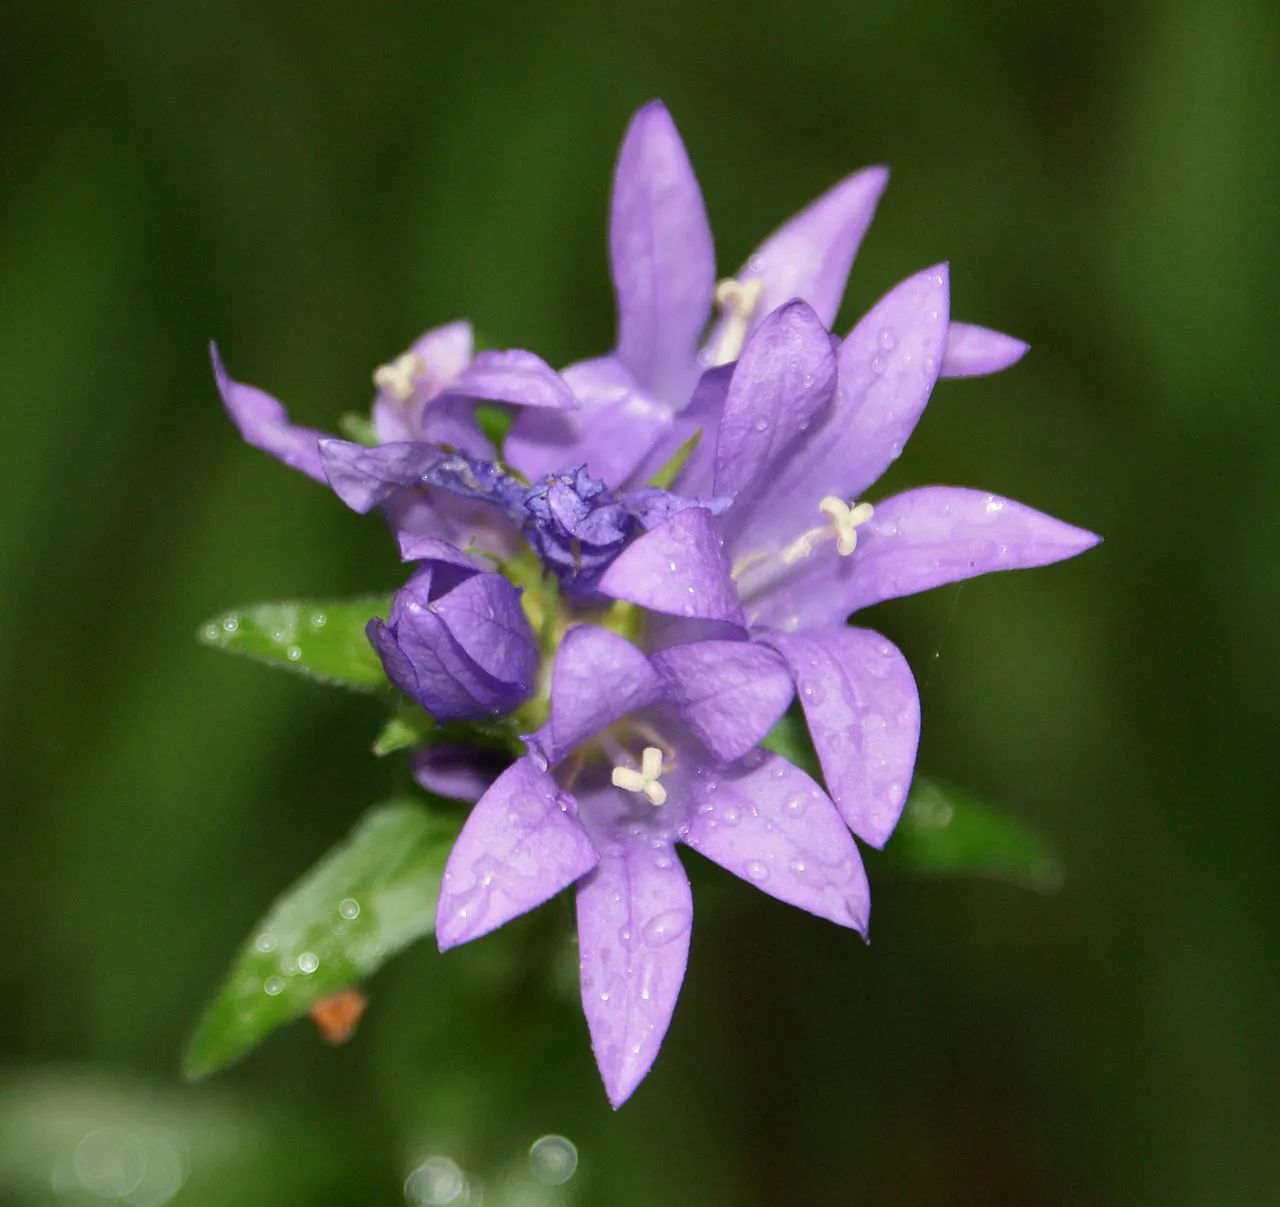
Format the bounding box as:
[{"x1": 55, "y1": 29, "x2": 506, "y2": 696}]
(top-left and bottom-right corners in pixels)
[{"x1": 308, "y1": 987, "x2": 367, "y2": 1044}]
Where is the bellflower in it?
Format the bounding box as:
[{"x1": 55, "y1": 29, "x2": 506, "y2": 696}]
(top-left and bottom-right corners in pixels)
[
  {"x1": 368, "y1": 562, "x2": 537, "y2": 722},
  {"x1": 433, "y1": 624, "x2": 872, "y2": 1107},
  {"x1": 481, "y1": 100, "x2": 1029, "y2": 491},
  {"x1": 596, "y1": 279, "x2": 1099, "y2": 847}
]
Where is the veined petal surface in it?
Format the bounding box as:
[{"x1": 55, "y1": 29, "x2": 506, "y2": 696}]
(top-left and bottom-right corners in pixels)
[
  {"x1": 681, "y1": 752, "x2": 869, "y2": 932},
  {"x1": 318, "y1": 439, "x2": 447, "y2": 513},
  {"x1": 769, "y1": 628, "x2": 920, "y2": 848},
  {"x1": 436, "y1": 757, "x2": 597, "y2": 949},
  {"x1": 610, "y1": 101, "x2": 715, "y2": 403}
]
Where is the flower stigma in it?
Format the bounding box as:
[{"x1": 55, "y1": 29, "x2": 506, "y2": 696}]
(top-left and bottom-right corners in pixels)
[
  {"x1": 779, "y1": 497, "x2": 875, "y2": 565},
  {"x1": 708, "y1": 277, "x2": 765, "y2": 366},
  {"x1": 373, "y1": 352, "x2": 426, "y2": 401},
  {"x1": 611, "y1": 745, "x2": 669, "y2": 806}
]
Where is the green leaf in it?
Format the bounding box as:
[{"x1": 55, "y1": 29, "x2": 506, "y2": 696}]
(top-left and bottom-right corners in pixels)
[
  {"x1": 873, "y1": 777, "x2": 1064, "y2": 891},
  {"x1": 647, "y1": 427, "x2": 702, "y2": 490},
  {"x1": 183, "y1": 799, "x2": 462, "y2": 1079},
  {"x1": 475, "y1": 402, "x2": 515, "y2": 451},
  {"x1": 198, "y1": 598, "x2": 391, "y2": 691},
  {"x1": 372, "y1": 708, "x2": 435, "y2": 756}
]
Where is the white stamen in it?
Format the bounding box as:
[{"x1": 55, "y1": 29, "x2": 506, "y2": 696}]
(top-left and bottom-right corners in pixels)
[
  {"x1": 612, "y1": 745, "x2": 668, "y2": 807},
  {"x1": 819, "y1": 497, "x2": 875, "y2": 556},
  {"x1": 373, "y1": 352, "x2": 426, "y2": 402},
  {"x1": 708, "y1": 277, "x2": 765, "y2": 366}
]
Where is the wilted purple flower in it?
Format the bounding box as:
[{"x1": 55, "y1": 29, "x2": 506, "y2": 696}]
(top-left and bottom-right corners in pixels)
[
  {"x1": 488, "y1": 101, "x2": 1027, "y2": 490},
  {"x1": 597, "y1": 277, "x2": 1100, "y2": 847},
  {"x1": 368, "y1": 562, "x2": 537, "y2": 722},
  {"x1": 434, "y1": 624, "x2": 871, "y2": 1107}
]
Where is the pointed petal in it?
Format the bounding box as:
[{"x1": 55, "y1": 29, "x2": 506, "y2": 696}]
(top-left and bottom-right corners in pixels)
[
  {"x1": 396, "y1": 533, "x2": 489, "y2": 569},
  {"x1": 436, "y1": 757, "x2": 598, "y2": 949},
  {"x1": 317, "y1": 438, "x2": 446, "y2": 513},
  {"x1": 548, "y1": 626, "x2": 664, "y2": 761},
  {"x1": 211, "y1": 343, "x2": 328, "y2": 482},
  {"x1": 747, "y1": 486, "x2": 1101, "y2": 630},
  {"x1": 768, "y1": 628, "x2": 920, "y2": 847},
  {"x1": 610, "y1": 101, "x2": 715, "y2": 401},
  {"x1": 652, "y1": 641, "x2": 794, "y2": 762},
  {"x1": 434, "y1": 348, "x2": 578, "y2": 411},
  {"x1": 682, "y1": 751, "x2": 869, "y2": 931},
  {"x1": 504, "y1": 356, "x2": 670, "y2": 487},
  {"x1": 733, "y1": 266, "x2": 950, "y2": 558},
  {"x1": 713, "y1": 300, "x2": 837, "y2": 503},
  {"x1": 705, "y1": 164, "x2": 888, "y2": 349},
  {"x1": 598, "y1": 507, "x2": 745, "y2": 627},
  {"x1": 576, "y1": 811, "x2": 692, "y2": 1107},
  {"x1": 939, "y1": 322, "x2": 1029, "y2": 379}
]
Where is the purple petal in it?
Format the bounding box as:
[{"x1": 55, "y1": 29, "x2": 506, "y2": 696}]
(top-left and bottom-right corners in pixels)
[
  {"x1": 386, "y1": 488, "x2": 522, "y2": 562},
  {"x1": 504, "y1": 357, "x2": 670, "y2": 488},
  {"x1": 703, "y1": 164, "x2": 888, "y2": 352},
  {"x1": 435, "y1": 348, "x2": 579, "y2": 411},
  {"x1": 713, "y1": 300, "x2": 837, "y2": 503},
  {"x1": 397, "y1": 533, "x2": 490, "y2": 570},
  {"x1": 747, "y1": 486, "x2": 1101, "y2": 631},
  {"x1": 548, "y1": 626, "x2": 664, "y2": 762},
  {"x1": 732, "y1": 266, "x2": 950, "y2": 557},
  {"x1": 652, "y1": 641, "x2": 794, "y2": 762},
  {"x1": 598, "y1": 508, "x2": 745, "y2": 627},
  {"x1": 211, "y1": 343, "x2": 327, "y2": 482},
  {"x1": 681, "y1": 751, "x2": 869, "y2": 931},
  {"x1": 768, "y1": 628, "x2": 920, "y2": 847},
  {"x1": 436, "y1": 757, "x2": 597, "y2": 949},
  {"x1": 628, "y1": 362, "x2": 733, "y2": 495},
  {"x1": 318, "y1": 438, "x2": 447, "y2": 513},
  {"x1": 575, "y1": 801, "x2": 692, "y2": 1107},
  {"x1": 411, "y1": 744, "x2": 509, "y2": 804},
  {"x1": 939, "y1": 322, "x2": 1028, "y2": 379},
  {"x1": 372, "y1": 320, "x2": 475, "y2": 443},
  {"x1": 610, "y1": 101, "x2": 715, "y2": 402},
  {"x1": 432, "y1": 571, "x2": 538, "y2": 688}
]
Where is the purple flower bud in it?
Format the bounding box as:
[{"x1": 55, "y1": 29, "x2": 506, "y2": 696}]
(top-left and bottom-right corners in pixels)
[{"x1": 367, "y1": 565, "x2": 536, "y2": 721}]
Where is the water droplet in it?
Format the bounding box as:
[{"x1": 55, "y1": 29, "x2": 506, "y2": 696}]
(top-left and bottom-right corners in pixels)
[
  {"x1": 748, "y1": 254, "x2": 765, "y2": 273},
  {"x1": 668, "y1": 560, "x2": 678, "y2": 572},
  {"x1": 221, "y1": 615, "x2": 239, "y2": 633},
  {"x1": 877, "y1": 328, "x2": 897, "y2": 351},
  {"x1": 745, "y1": 860, "x2": 769, "y2": 882},
  {"x1": 339, "y1": 898, "x2": 360, "y2": 920},
  {"x1": 752, "y1": 417, "x2": 769, "y2": 433},
  {"x1": 263, "y1": 976, "x2": 285, "y2": 996},
  {"x1": 404, "y1": 1156, "x2": 466, "y2": 1206},
  {"x1": 985, "y1": 497, "x2": 1004, "y2": 514},
  {"x1": 871, "y1": 355, "x2": 885, "y2": 375},
  {"x1": 529, "y1": 1135, "x2": 578, "y2": 1186},
  {"x1": 201, "y1": 623, "x2": 219, "y2": 641},
  {"x1": 682, "y1": 603, "x2": 694, "y2": 616},
  {"x1": 801, "y1": 373, "x2": 814, "y2": 388},
  {"x1": 310, "y1": 611, "x2": 327, "y2": 628},
  {"x1": 888, "y1": 441, "x2": 903, "y2": 460},
  {"x1": 286, "y1": 646, "x2": 302, "y2": 661},
  {"x1": 297, "y1": 951, "x2": 319, "y2": 974},
  {"x1": 720, "y1": 805, "x2": 740, "y2": 826},
  {"x1": 269, "y1": 626, "x2": 287, "y2": 644},
  {"x1": 784, "y1": 794, "x2": 809, "y2": 817},
  {"x1": 255, "y1": 932, "x2": 277, "y2": 953},
  {"x1": 643, "y1": 909, "x2": 690, "y2": 947}
]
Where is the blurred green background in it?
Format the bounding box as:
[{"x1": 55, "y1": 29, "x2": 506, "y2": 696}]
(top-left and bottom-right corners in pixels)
[{"x1": 2, "y1": 0, "x2": 1277, "y2": 1203}]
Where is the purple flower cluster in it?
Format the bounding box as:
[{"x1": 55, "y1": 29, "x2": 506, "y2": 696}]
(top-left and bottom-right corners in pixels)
[{"x1": 215, "y1": 101, "x2": 1097, "y2": 1105}]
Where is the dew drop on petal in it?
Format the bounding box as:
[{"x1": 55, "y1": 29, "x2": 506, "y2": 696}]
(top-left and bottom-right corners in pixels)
[
  {"x1": 643, "y1": 909, "x2": 690, "y2": 948},
  {"x1": 744, "y1": 860, "x2": 769, "y2": 882},
  {"x1": 877, "y1": 328, "x2": 897, "y2": 351}
]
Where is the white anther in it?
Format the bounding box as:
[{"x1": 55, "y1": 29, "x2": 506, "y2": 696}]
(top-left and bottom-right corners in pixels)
[
  {"x1": 611, "y1": 745, "x2": 668, "y2": 806},
  {"x1": 819, "y1": 497, "x2": 875, "y2": 556},
  {"x1": 708, "y1": 277, "x2": 765, "y2": 366},
  {"x1": 373, "y1": 352, "x2": 426, "y2": 402}
]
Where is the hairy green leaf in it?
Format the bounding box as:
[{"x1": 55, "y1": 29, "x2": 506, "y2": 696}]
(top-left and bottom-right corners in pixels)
[
  {"x1": 183, "y1": 799, "x2": 462, "y2": 1079},
  {"x1": 198, "y1": 598, "x2": 390, "y2": 691}
]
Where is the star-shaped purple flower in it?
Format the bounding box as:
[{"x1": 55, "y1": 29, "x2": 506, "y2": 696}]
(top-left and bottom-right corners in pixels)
[
  {"x1": 491, "y1": 100, "x2": 1029, "y2": 490},
  {"x1": 434, "y1": 624, "x2": 870, "y2": 1107},
  {"x1": 597, "y1": 275, "x2": 1100, "y2": 848}
]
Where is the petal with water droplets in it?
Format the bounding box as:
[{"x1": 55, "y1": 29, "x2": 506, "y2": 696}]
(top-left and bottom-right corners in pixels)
[
  {"x1": 769, "y1": 628, "x2": 919, "y2": 848},
  {"x1": 652, "y1": 641, "x2": 794, "y2": 762},
  {"x1": 682, "y1": 752, "x2": 869, "y2": 931},
  {"x1": 436, "y1": 758, "x2": 597, "y2": 949}
]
